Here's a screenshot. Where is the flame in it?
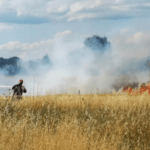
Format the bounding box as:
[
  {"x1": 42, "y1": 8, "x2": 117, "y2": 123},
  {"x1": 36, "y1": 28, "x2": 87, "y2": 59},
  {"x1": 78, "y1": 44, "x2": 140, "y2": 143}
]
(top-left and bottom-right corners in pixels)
[{"x1": 123, "y1": 82, "x2": 150, "y2": 95}]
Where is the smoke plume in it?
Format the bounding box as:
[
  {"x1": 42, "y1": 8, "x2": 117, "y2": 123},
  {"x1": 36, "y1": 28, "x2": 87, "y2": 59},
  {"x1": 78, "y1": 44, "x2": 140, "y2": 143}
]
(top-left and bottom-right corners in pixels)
[{"x1": 0, "y1": 31, "x2": 150, "y2": 96}]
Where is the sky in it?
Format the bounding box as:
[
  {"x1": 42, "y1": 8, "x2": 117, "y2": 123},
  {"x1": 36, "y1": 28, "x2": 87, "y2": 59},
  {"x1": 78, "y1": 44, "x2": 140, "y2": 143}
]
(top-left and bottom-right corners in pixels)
[{"x1": 0, "y1": 0, "x2": 150, "y2": 95}]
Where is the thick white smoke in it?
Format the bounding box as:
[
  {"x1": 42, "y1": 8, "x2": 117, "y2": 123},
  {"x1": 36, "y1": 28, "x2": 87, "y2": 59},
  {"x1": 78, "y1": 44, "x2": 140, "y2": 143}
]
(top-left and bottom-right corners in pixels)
[{"x1": 0, "y1": 30, "x2": 150, "y2": 96}]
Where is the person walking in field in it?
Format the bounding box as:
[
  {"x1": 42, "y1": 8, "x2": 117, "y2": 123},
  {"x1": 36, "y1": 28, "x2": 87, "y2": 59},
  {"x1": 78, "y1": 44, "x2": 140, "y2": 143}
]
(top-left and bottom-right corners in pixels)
[{"x1": 12, "y1": 79, "x2": 27, "y2": 100}]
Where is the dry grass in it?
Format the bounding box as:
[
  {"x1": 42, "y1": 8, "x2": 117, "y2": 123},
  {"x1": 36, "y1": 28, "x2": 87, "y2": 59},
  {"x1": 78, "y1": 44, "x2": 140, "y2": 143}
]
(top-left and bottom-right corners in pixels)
[{"x1": 0, "y1": 93, "x2": 150, "y2": 150}]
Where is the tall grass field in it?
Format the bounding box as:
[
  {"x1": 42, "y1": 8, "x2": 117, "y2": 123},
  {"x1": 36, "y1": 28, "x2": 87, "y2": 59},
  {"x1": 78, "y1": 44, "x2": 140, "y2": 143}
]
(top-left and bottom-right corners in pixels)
[{"x1": 0, "y1": 93, "x2": 150, "y2": 150}]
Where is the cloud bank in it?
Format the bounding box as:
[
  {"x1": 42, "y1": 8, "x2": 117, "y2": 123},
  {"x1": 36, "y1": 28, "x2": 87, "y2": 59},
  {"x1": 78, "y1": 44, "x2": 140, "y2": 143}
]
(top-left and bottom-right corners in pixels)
[{"x1": 0, "y1": 0, "x2": 150, "y2": 23}]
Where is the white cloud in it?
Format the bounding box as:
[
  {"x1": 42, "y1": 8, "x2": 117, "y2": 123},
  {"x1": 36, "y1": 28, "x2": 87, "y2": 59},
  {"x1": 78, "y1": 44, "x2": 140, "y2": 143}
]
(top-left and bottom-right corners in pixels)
[
  {"x1": 55, "y1": 30, "x2": 72, "y2": 39},
  {"x1": 115, "y1": 0, "x2": 123, "y2": 3},
  {"x1": 0, "y1": 0, "x2": 3, "y2": 6},
  {"x1": 57, "y1": 5, "x2": 68, "y2": 13},
  {"x1": 0, "y1": 0, "x2": 150, "y2": 22},
  {"x1": 110, "y1": 4, "x2": 131, "y2": 11},
  {"x1": 0, "y1": 30, "x2": 79, "y2": 61},
  {"x1": 112, "y1": 31, "x2": 150, "y2": 60},
  {"x1": 0, "y1": 39, "x2": 53, "y2": 51},
  {"x1": 0, "y1": 23, "x2": 13, "y2": 32},
  {"x1": 67, "y1": 13, "x2": 97, "y2": 21},
  {"x1": 9, "y1": 0, "x2": 50, "y2": 16},
  {"x1": 46, "y1": 1, "x2": 70, "y2": 14},
  {"x1": 69, "y1": 0, "x2": 102, "y2": 13}
]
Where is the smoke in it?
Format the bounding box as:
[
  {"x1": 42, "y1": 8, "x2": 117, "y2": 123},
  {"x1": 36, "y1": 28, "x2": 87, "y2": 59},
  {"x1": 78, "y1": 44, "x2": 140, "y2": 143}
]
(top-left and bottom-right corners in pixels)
[
  {"x1": 0, "y1": 30, "x2": 150, "y2": 96},
  {"x1": 112, "y1": 74, "x2": 139, "y2": 91},
  {"x1": 0, "y1": 54, "x2": 51, "y2": 76}
]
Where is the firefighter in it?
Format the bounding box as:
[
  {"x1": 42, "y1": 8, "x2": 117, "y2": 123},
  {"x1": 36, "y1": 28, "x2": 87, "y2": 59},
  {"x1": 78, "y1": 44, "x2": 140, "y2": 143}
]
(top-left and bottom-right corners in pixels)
[{"x1": 12, "y1": 79, "x2": 27, "y2": 100}]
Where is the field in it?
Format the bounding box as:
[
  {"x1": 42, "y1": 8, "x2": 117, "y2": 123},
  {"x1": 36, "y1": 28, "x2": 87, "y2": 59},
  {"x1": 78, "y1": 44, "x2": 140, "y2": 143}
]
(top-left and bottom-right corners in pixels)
[{"x1": 0, "y1": 93, "x2": 150, "y2": 150}]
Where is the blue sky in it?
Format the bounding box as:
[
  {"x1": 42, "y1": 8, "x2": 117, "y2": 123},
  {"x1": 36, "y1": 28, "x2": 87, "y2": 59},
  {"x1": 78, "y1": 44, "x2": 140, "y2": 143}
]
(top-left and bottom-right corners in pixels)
[
  {"x1": 0, "y1": 0, "x2": 150, "y2": 44},
  {"x1": 0, "y1": 0, "x2": 149, "y2": 52},
  {"x1": 0, "y1": 0, "x2": 150, "y2": 94}
]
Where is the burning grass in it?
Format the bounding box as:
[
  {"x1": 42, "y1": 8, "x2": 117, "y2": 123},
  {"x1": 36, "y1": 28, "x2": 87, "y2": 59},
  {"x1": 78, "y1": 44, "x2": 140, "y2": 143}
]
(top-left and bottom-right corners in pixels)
[{"x1": 0, "y1": 93, "x2": 150, "y2": 150}]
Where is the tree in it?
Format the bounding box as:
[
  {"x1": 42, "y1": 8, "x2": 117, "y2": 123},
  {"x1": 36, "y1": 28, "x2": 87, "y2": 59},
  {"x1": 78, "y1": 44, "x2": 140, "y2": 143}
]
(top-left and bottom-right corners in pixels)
[
  {"x1": 84, "y1": 35, "x2": 111, "y2": 52},
  {"x1": 41, "y1": 54, "x2": 51, "y2": 65}
]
